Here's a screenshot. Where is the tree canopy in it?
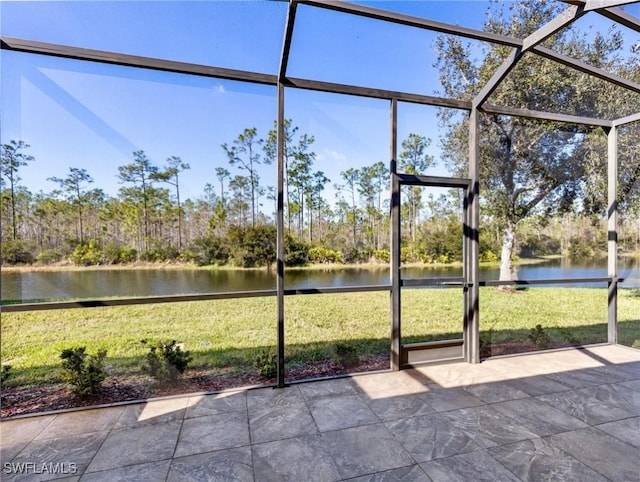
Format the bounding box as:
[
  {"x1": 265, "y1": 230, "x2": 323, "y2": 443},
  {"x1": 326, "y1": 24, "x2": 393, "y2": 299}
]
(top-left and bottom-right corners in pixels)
[{"x1": 434, "y1": 0, "x2": 640, "y2": 280}]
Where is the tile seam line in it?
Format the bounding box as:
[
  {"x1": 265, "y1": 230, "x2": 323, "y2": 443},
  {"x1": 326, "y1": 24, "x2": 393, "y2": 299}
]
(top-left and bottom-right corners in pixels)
[
  {"x1": 490, "y1": 438, "x2": 594, "y2": 482},
  {"x1": 482, "y1": 448, "x2": 523, "y2": 482},
  {"x1": 301, "y1": 383, "x2": 327, "y2": 436},
  {"x1": 73, "y1": 457, "x2": 174, "y2": 479},
  {"x1": 545, "y1": 430, "x2": 623, "y2": 482},
  {"x1": 166, "y1": 416, "x2": 186, "y2": 473},
  {"x1": 72, "y1": 428, "x2": 113, "y2": 479}
]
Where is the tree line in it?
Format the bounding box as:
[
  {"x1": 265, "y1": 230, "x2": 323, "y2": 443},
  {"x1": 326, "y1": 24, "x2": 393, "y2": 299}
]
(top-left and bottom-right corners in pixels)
[
  {"x1": 1, "y1": 127, "x2": 638, "y2": 270},
  {"x1": 0, "y1": 129, "x2": 463, "y2": 267}
]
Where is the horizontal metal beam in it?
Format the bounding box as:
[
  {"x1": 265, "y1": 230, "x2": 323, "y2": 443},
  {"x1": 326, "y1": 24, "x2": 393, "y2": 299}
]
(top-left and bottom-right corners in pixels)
[
  {"x1": 395, "y1": 173, "x2": 471, "y2": 188},
  {"x1": 5, "y1": 276, "x2": 632, "y2": 313},
  {"x1": 284, "y1": 284, "x2": 391, "y2": 295},
  {"x1": 480, "y1": 277, "x2": 611, "y2": 286},
  {"x1": 599, "y1": 6, "x2": 640, "y2": 32},
  {"x1": 285, "y1": 77, "x2": 472, "y2": 109},
  {"x1": 297, "y1": 0, "x2": 523, "y2": 47},
  {"x1": 0, "y1": 289, "x2": 278, "y2": 313},
  {"x1": 401, "y1": 278, "x2": 465, "y2": 287},
  {"x1": 619, "y1": 277, "x2": 640, "y2": 285},
  {"x1": 0, "y1": 37, "x2": 473, "y2": 111},
  {"x1": 584, "y1": 0, "x2": 640, "y2": 11},
  {"x1": 532, "y1": 45, "x2": 640, "y2": 95},
  {"x1": 613, "y1": 111, "x2": 640, "y2": 126},
  {"x1": 4, "y1": 35, "x2": 632, "y2": 122},
  {"x1": 0, "y1": 37, "x2": 278, "y2": 86},
  {"x1": 0, "y1": 285, "x2": 393, "y2": 313},
  {"x1": 481, "y1": 103, "x2": 613, "y2": 127}
]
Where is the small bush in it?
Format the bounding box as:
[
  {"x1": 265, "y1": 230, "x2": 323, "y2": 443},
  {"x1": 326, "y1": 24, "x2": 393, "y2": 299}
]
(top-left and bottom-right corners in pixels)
[
  {"x1": 0, "y1": 240, "x2": 35, "y2": 265},
  {"x1": 342, "y1": 246, "x2": 371, "y2": 264},
  {"x1": 479, "y1": 328, "x2": 494, "y2": 357},
  {"x1": 285, "y1": 235, "x2": 310, "y2": 267},
  {"x1": 60, "y1": 347, "x2": 107, "y2": 395},
  {"x1": 400, "y1": 246, "x2": 416, "y2": 263},
  {"x1": 254, "y1": 349, "x2": 277, "y2": 378},
  {"x1": 143, "y1": 340, "x2": 192, "y2": 384},
  {"x1": 519, "y1": 234, "x2": 561, "y2": 258},
  {"x1": 68, "y1": 240, "x2": 103, "y2": 266},
  {"x1": 566, "y1": 235, "x2": 602, "y2": 260},
  {"x1": 373, "y1": 249, "x2": 390, "y2": 263},
  {"x1": 0, "y1": 365, "x2": 12, "y2": 385},
  {"x1": 228, "y1": 225, "x2": 277, "y2": 268},
  {"x1": 479, "y1": 249, "x2": 499, "y2": 263},
  {"x1": 36, "y1": 248, "x2": 64, "y2": 265},
  {"x1": 184, "y1": 235, "x2": 229, "y2": 266},
  {"x1": 308, "y1": 246, "x2": 343, "y2": 264},
  {"x1": 140, "y1": 242, "x2": 180, "y2": 262},
  {"x1": 528, "y1": 324, "x2": 551, "y2": 348},
  {"x1": 103, "y1": 243, "x2": 137, "y2": 264},
  {"x1": 333, "y1": 343, "x2": 359, "y2": 369}
]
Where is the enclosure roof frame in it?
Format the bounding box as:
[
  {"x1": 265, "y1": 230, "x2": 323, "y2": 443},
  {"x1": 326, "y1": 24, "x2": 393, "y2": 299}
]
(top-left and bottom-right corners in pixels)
[{"x1": 2, "y1": 0, "x2": 639, "y2": 125}]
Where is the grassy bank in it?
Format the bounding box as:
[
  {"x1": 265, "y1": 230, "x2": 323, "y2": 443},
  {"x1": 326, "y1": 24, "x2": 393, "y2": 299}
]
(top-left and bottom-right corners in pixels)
[
  {"x1": 2, "y1": 287, "x2": 638, "y2": 388},
  {"x1": 0, "y1": 256, "x2": 562, "y2": 274}
]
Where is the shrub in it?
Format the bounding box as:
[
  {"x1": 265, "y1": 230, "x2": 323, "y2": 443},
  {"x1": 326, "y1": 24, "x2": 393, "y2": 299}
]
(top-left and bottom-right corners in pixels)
[
  {"x1": 528, "y1": 324, "x2": 551, "y2": 348},
  {"x1": 284, "y1": 235, "x2": 310, "y2": 267},
  {"x1": 372, "y1": 249, "x2": 390, "y2": 263},
  {"x1": 103, "y1": 243, "x2": 137, "y2": 264},
  {"x1": 519, "y1": 234, "x2": 561, "y2": 257},
  {"x1": 435, "y1": 254, "x2": 450, "y2": 264},
  {"x1": 60, "y1": 347, "x2": 107, "y2": 395},
  {"x1": 184, "y1": 235, "x2": 229, "y2": 266},
  {"x1": 36, "y1": 248, "x2": 64, "y2": 265},
  {"x1": 140, "y1": 242, "x2": 180, "y2": 262},
  {"x1": 0, "y1": 240, "x2": 35, "y2": 265},
  {"x1": 254, "y1": 349, "x2": 277, "y2": 378},
  {"x1": 0, "y1": 365, "x2": 12, "y2": 385},
  {"x1": 308, "y1": 246, "x2": 343, "y2": 264},
  {"x1": 68, "y1": 240, "x2": 103, "y2": 266},
  {"x1": 479, "y1": 328, "x2": 495, "y2": 356},
  {"x1": 143, "y1": 340, "x2": 192, "y2": 384},
  {"x1": 333, "y1": 343, "x2": 359, "y2": 369},
  {"x1": 417, "y1": 219, "x2": 463, "y2": 264},
  {"x1": 566, "y1": 236, "x2": 601, "y2": 260},
  {"x1": 342, "y1": 246, "x2": 371, "y2": 264},
  {"x1": 400, "y1": 246, "x2": 415, "y2": 263},
  {"x1": 228, "y1": 225, "x2": 277, "y2": 268},
  {"x1": 479, "y1": 249, "x2": 499, "y2": 263}
]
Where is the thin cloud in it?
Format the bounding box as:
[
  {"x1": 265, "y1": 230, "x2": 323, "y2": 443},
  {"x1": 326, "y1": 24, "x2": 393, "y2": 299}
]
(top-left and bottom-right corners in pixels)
[{"x1": 317, "y1": 148, "x2": 347, "y2": 162}]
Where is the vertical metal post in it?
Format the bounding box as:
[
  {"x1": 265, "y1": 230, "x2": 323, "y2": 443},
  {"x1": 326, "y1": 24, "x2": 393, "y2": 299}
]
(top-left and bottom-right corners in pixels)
[
  {"x1": 276, "y1": 83, "x2": 286, "y2": 387},
  {"x1": 462, "y1": 182, "x2": 470, "y2": 359},
  {"x1": 607, "y1": 126, "x2": 618, "y2": 345},
  {"x1": 390, "y1": 98, "x2": 401, "y2": 371},
  {"x1": 466, "y1": 108, "x2": 481, "y2": 363},
  {"x1": 275, "y1": 0, "x2": 297, "y2": 388}
]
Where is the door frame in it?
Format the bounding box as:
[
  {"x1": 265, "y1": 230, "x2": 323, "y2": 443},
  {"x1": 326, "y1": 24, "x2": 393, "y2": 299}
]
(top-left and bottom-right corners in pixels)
[{"x1": 390, "y1": 173, "x2": 473, "y2": 368}]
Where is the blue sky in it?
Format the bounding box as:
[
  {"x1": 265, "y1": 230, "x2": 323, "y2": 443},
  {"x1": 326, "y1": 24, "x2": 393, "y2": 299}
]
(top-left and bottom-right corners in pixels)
[{"x1": 1, "y1": 1, "x2": 639, "y2": 206}]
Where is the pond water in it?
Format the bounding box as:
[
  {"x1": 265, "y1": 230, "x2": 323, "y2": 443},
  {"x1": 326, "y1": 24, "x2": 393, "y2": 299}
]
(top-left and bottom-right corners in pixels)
[{"x1": 1, "y1": 257, "x2": 639, "y2": 303}]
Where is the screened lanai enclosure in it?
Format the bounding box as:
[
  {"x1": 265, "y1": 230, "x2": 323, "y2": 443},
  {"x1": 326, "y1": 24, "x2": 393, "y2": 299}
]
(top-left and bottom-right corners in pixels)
[{"x1": 1, "y1": 0, "x2": 639, "y2": 401}]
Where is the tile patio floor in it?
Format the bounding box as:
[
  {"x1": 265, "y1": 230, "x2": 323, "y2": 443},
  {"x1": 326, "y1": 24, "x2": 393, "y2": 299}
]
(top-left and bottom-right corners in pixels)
[{"x1": 1, "y1": 344, "x2": 639, "y2": 481}]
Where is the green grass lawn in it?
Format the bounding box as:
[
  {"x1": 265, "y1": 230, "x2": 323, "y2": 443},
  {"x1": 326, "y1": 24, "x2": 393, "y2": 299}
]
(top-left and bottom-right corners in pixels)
[{"x1": 2, "y1": 287, "x2": 638, "y2": 387}]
